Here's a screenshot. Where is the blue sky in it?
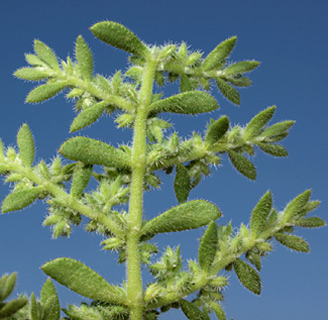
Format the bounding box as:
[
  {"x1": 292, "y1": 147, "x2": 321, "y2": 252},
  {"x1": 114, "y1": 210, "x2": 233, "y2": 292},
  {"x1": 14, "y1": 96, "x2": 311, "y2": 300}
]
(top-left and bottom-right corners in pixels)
[{"x1": 0, "y1": 1, "x2": 327, "y2": 319}]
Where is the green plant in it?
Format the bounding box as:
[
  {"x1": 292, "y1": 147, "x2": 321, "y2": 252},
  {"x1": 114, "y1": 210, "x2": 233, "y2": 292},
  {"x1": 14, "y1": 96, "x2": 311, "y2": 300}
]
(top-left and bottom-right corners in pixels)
[{"x1": 1, "y1": 21, "x2": 325, "y2": 320}]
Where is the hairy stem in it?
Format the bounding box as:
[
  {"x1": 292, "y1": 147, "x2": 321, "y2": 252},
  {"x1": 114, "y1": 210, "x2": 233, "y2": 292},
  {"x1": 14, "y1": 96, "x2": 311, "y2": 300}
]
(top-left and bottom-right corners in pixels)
[{"x1": 126, "y1": 58, "x2": 157, "y2": 320}]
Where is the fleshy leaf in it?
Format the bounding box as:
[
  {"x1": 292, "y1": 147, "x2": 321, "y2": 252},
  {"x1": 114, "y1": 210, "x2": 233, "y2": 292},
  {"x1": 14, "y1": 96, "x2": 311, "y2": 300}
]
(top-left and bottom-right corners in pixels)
[
  {"x1": 75, "y1": 35, "x2": 93, "y2": 81},
  {"x1": 90, "y1": 21, "x2": 149, "y2": 57},
  {"x1": 70, "y1": 101, "x2": 107, "y2": 132},
  {"x1": 2, "y1": 187, "x2": 41, "y2": 213},
  {"x1": 260, "y1": 120, "x2": 295, "y2": 139},
  {"x1": 233, "y1": 258, "x2": 261, "y2": 295},
  {"x1": 215, "y1": 78, "x2": 240, "y2": 105},
  {"x1": 180, "y1": 299, "x2": 204, "y2": 320},
  {"x1": 208, "y1": 300, "x2": 226, "y2": 320},
  {"x1": 40, "y1": 279, "x2": 60, "y2": 320},
  {"x1": 141, "y1": 200, "x2": 221, "y2": 236},
  {"x1": 180, "y1": 74, "x2": 194, "y2": 92},
  {"x1": 59, "y1": 137, "x2": 130, "y2": 168},
  {"x1": 34, "y1": 40, "x2": 60, "y2": 71},
  {"x1": 30, "y1": 293, "x2": 40, "y2": 320},
  {"x1": 42, "y1": 258, "x2": 126, "y2": 304},
  {"x1": 250, "y1": 191, "x2": 272, "y2": 237},
  {"x1": 257, "y1": 143, "x2": 288, "y2": 157},
  {"x1": 150, "y1": 91, "x2": 218, "y2": 115},
  {"x1": 14, "y1": 67, "x2": 49, "y2": 81},
  {"x1": 17, "y1": 123, "x2": 35, "y2": 167},
  {"x1": 0, "y1": 273, "x2": 16, "y2": 302},
  {"x1": 205, "y1": 116, "x2": 229, "y2": 146},
  {"x1": 26, "y1": 81, "x2": 67, "y2": 103},
  {"x1": 70, "y1": 162, "x2": 93, "y2": 198},
  {"x1": 0, "y1": 298, "x2": 28, "y2": 318},
  {"x1": 244, "y1": 106, "x2": 276, "y2": 140},
  {"x1": 228, "y1": 150, "x2": 256, "y2": 180},
  {"x1": 198, "y1": 221, "x2": 218, "y2": 271},
  {"x1": 224, "y1": 61, "x2": 260, "y2": 75},
  {"x1": 283, "y1": 190, "x2": 311, "y2": 222},
  {"x1": 274, "y1": 234, "x2": 310, "y2": 252},
  {"x1": 294, "y1": 217, "x2": 326, "y2": 228},
  {"x1": 174, "y1": 164, "x2": 191, "y2": 203},
  {"x1": 203, "y1": 36, "x2": 237, "y2": 71}
]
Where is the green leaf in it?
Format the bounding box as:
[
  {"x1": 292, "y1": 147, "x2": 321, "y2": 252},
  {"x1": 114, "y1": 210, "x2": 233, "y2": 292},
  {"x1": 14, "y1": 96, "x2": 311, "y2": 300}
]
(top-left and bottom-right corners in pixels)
[
  {"x1": 34, "y1": 40, "x2": 60, "y2": 71},
  {"x1": 59, "y1": 137, "x2": 130, "y2": 168},
  {"x1": 141, "y1": 200, "x2": 221, "y2": 236},
  {"x1": 228, "y1": 150, "x2": 256, "y2": 180},
  {"x1": 26, "y1": 81, "x2": 67, "y2": 103},
  {"x1": 25, "y1": 54, "x2": 44, "y2": 66},
  {"x1": 2, "y1": 187, "x2": 41, "y2": 213},
  {"x1": 70, "y1": 101, "x2": 107, "y2": 132},
  {"x1": 260, "y1": 120, "x2": 295, "y2": 139},
  {"x1": 250, "y1": 191, "x2": 272, "y2": 237},
  {"x1": 205, "y1": 116, "x2": 229, "y2": 146},
  {"x1": 90, "y1": 21, "x2": 149, "y2": 57},
  {"x1": 207, "y1": 300, "x2": 226, "y2": 320},
  {"x1": 0, "y1": 273, "x2": 16, "y2": 301},
  {"x1": 257, "y1": 143, "x2": 288, "y2": 157},
  {"x1": 180, "y1": 74, "x2": 194, "y2": 92},
  {"x1": 150, "y1": 91, "x2": 218, "y2": 115},
  {"x1": 41, "y1": 279, "x2": 60, "y2": 320},
  {"x1": 14, "y1": 67, "x2": 49, "y2": 81},
  {"x1": 224, "y1": 60, "x2": 260, "y2": 75},
  {"x1": 203, "y1": 36, "x2": 237, "y2": 71},
  {"x1": 244, "y1": 106, "x2": 276, "y2": 140},
  {"x1": 233, "y1": 258, "x2": 261, "y2": 295},
  {"x1": 198, "y1": 221, "x2": 218, "y2": 271},
  {"x1": 174, "y1": 164, "x2": 191, "y2": 203},
  {"x1": 294, "y1": 217, "x2": 326, "y2": 228},
  {"x1": 42, "y1": 258, "x2": 126, "y2": 304},
  {"x1": 75, "y1": 35, "x2": 93, "y2": 81},
  {"x1": 70, "y1": 162, "x2": 93, "y2": 198},
  {"x1": 215, "y1": 78, "x2": 240, "y2": 105},
  {"x1": 227, "y1": 76, "x2": 252, "y2": 87},
  {"x1": 0, "y1": 298, "x2": 28, "y2": 319},
  {"x1": 180, "y1": 299, "x2": 204, "y2": 320},
  {"x1": 274, "y1": 234, "x2": 310, "y2": 252},
  {"x1": 283, "y1": 190, "x2": 312, "y2": 222},
  {"x1": 30, "y1": 293, "x2": 39, "y2": 320},
  {"x1": 17, "y1": 123, "x2": 35, "y2": 167}
]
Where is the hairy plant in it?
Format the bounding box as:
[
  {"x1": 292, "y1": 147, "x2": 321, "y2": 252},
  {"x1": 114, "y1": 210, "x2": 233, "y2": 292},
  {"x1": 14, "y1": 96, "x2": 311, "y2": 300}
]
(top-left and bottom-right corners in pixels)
[{"x1": 1, "y1": 21, "x2": 325, "y2": 320}]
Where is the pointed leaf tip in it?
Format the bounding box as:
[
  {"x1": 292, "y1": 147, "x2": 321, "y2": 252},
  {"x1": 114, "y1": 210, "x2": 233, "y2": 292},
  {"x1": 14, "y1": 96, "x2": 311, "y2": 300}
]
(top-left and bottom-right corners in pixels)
[
  {"x1": 26, "y1": 82, "x2": 67, "y2": 103},
  {"x1": 75, "y1": 35, "x2": 93, "y2": 81},
  {"x1": 199, "y1": 221, "x2": 218, "y2": 271}
]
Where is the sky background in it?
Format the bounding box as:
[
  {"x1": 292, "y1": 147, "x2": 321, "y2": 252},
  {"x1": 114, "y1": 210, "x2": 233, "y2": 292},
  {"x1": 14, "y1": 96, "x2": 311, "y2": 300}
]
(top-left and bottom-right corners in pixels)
[{"x1": 0, "y1": 1, "x2": 327, "y2": 319}]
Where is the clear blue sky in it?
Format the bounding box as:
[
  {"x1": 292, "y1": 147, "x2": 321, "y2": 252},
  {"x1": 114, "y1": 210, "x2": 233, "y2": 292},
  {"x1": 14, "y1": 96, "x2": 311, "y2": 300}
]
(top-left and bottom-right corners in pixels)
[{"x1": 1, "y1": 1, "x2": 327, "y2": 319}]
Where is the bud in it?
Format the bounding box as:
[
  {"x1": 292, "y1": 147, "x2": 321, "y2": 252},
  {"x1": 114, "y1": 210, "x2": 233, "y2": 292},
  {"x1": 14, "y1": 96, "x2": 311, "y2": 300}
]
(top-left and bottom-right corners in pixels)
[{"x1": 101, "y1": 237, "x2": 125, "y2": 251}]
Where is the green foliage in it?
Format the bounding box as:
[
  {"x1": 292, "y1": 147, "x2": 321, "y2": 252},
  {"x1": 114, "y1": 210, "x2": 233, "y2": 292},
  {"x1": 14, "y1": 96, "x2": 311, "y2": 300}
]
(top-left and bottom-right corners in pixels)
[
  {"x1": 75, "y1": 35, "x2": 93, "y2": 81},
  {"x1": 90, "y1": 21, "x2": 149, "y2": 57},
  {"x1": 233, "y1": 258, "x2": 261, "y2": 295},
  {"x1": 59, "y1": 137, "x2": 130, "y2": 168},
  {"x1": 0, "y1": 273, "x2": 28, "y2": 319},
  {"x1": 42, "y1": 258, "x2": 126, "y2": 305},
  {"x1": 0, "y1": 20, "x2": 325, "y2": 320},
  {"x1": 150, "y1": 91, "x2": 218, "y2": 115},
  {"x1": 198, "y1": 221, "x2": 218, "y2": 271},
  {"x1": 2, "y1": 187, "x2": 41, "y2": 213},
  {"x1": 26, "y1": 82, "x2": 67, "y2": 103},
  {"x1": 17, "y1": 123, "x2": 35, "y2": 168},
  {"x1": 141, "y1": 200, "x2": 221, "y2": 236}
]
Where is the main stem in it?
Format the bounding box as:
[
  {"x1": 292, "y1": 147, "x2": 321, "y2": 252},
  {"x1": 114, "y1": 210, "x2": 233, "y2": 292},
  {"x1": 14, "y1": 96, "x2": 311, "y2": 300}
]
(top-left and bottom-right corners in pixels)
[{"x1": 126, "y1": 57, "x2": 157, "y2": 320}]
